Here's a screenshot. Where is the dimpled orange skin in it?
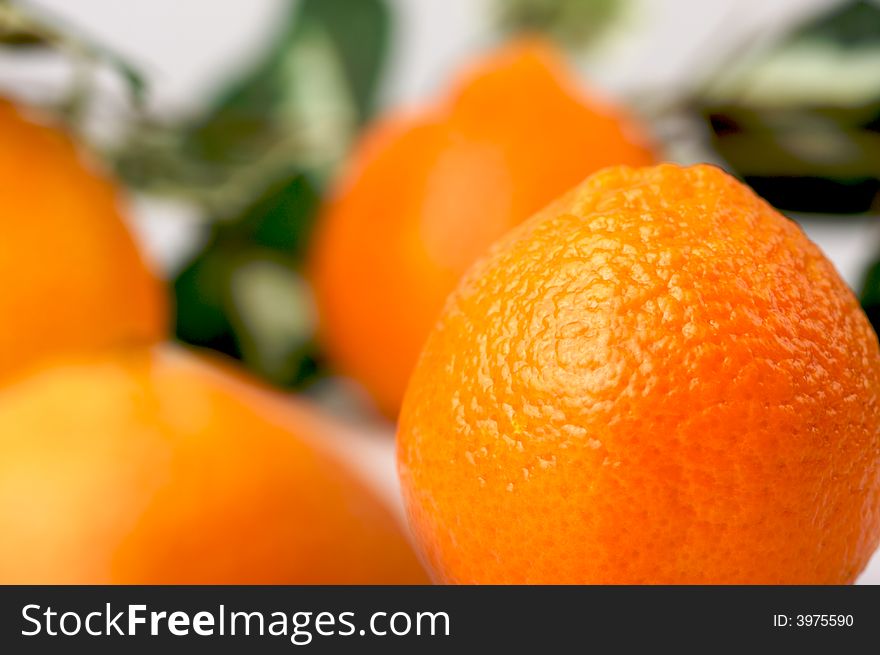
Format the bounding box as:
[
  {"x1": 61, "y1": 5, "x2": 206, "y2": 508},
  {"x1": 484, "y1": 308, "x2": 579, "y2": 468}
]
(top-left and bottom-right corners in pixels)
[
  {"x1": 0, "y1": 346, "x2": 428, "y2": 584},
  {"x1": 311, "y1": 39, "x2": 656, "y2": 417},
  {"x1": 0, "y1": 100, "x2": 165, "y2": 383},
  {"x1": 398, "y1": 164, "x2": 880, "y2": 584}
]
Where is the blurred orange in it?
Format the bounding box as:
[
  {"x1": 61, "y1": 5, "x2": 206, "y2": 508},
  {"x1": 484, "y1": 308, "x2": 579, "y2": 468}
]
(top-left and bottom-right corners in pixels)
[
  {"x1": 0, "y1": 345, "x2": 428, "y2": 584},
  {"x1": 311, "y1": 38, "x2": 656, "y2": 417},
  {"x1": 0, "y1": 100, "x2": 166, "y2": 384},
  {"x1": 398, "y1": 164, "x2": 880, "y2": 584}
]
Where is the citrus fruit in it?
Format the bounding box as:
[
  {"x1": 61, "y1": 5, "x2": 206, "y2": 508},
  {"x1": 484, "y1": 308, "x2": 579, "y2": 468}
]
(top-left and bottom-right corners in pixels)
[
  {"x1": 0, "y1": 345, "x2": 427, "y2": 584},
  {"x1": 0, "y1": 100, "x2": 165, "y2": 384},
  {"x1": 398, "y1": 163, "x2": 880, "y2": 584},
  {"x1": 311, "y1": 39, "x2": 656, "y2": 417}
]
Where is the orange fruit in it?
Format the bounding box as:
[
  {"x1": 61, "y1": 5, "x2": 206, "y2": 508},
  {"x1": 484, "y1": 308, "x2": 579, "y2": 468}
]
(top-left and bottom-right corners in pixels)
[
  {"x1": 398, "y1": 163, "x2": 880, "y2": 584},
  {"x1": 311, "y1": 39, "x2": 656, "y2": 417},
  {"x1": 0, "y1": 345, "x2": 427, "y2": 584},
  {"x1": 0, "y1": 100, "x2": 165, "y2": 384}
]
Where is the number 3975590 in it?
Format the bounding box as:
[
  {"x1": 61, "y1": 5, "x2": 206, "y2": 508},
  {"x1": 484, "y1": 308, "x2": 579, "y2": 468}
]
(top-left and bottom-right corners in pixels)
[{"x1": 773, "y1": 614, "x2": 854, "y2": 627}]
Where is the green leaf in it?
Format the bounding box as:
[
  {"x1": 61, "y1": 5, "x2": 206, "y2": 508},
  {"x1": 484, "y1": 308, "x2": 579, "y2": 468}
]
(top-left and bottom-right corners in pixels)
[
  {"x1": 172, "y1": 172, "x2": 323, "y2": 387},
  {"x1": 0, "y1": 2, "x2": 53, "y2": 48},
  {"x1": 227, "y1": 172, "x2": 321, "y2": 258},
  {"x1": 705, "y1": 105, "x2": 880, "y2": 178},
  {"x1": 494, "y1": 0, "x2": 627, "y2": 51},
  {"x1": 135, "y1": 1, "x2": 393, "y2": 387},
  {"x1": 173, "y1": 244, "x2": 243, "y2": 359},
  {"x1": 183, "y1": 0, "x2": 391, "y2": 171},
  {"x1": 860, "y1": 255, "x2": 880, "y2": 337},
  {"x1": 296, "y1": 0, "x2": 391, "y2": 121},
  {"x1": 173, "y1": 243, "x2": 322, "y2": 388},
  {"x1": 797, "y1": 0, "x2": 880, "y2": 50},
  {"x1": 0, "y1": 1, "x2": 146, "y2": 106},
  {"x1": 0, "y1": 27, "x2": 51, "y2": 48},
  {"x1": 228, "y1": 255, "x2": 319, "y2": 386},
  {"x1": 695, "y1": 1, "x2": 880, "y2": 213},
  {"x1": 702, "y1": 0, "x2": 880, "y2": 108},
  {"x1": 705, "y1": 104, "x2": 880, "y2": 213},
  {"x1": 861, "y1": 256, "x2": 880, "y2": 307}
]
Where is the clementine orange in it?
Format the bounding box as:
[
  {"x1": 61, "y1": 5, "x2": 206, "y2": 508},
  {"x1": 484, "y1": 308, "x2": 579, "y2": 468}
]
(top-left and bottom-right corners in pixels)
[
  {"x1": 398, "y1": 163, "x2": 880, "y2": 584},
  {"x1": 311, "y1": 39, "x2": 656, "y2": 417},
  {"x1": 0, "y1": 345, "x2": 427, "y2": 584},
  {"x1": 0, "y1": 100, "x2": 165, "y2": 384}
]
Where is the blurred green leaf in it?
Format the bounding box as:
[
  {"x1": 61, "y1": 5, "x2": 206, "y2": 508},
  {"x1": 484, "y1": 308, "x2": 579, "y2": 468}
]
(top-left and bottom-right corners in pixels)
[
  {"x1": 228, "y1": 255, "x2": 319, "y2": 386},
  {"x1": 183, "y1": 0, "x2": 390, "y2": 172},
  {"x1": 174, "y1": 244, "x2": 243, "y2": 359},
  {"x1": 706, "y1": 104, "x2": 880, "y2": 177},
  {"x1": 0, "y1": 1, "x2": 146, "y2": 108},
  {"x1": 229, "y1": 172, "x2": 321, "y2": 256},
  {"x1": 96, "y1": 47, "x2": 147, "y2": 107},
  {"x1": 0, "y1": 32, "x2": 45, "y2": 46},
  {"x1": 495, "y1": 0, "x2": 627, "y2": 50},
  {"x1": 860, "y1": 253, "x2": 880, "y2": 335},
  {"x1": 705, "y1": 104, "x2": 880, "y2": 213},
  {"x1": 113, "y1": 0, "x2": 391, "y2": 233},
  {"x1": 0, "y1": 25, "x2": 50, "y2": 48},
  {"x1": 703, "y1": 1, "x2": 880, "y2": 109},
  {"x1": 173, "y1": 172, "x2": 323, "y2": 388},
  {"x1": 696, "y1": 0, "x2": 880, "y2": 214},
  {"x1": 296, "y1": 0, "x2": 391, "y2": 121},
  {"x1": 798, "y1": 0, "x2": 880, "y2": 50},
  {"x1": 0, "y1": 2, "x2": 52, "y2": 48},
  {"x1": 120, "y1": 1, "x2": 392, "y2": 390},
  {"x1": 861, "y1": 256, "x2": 880, "y2": 307}
]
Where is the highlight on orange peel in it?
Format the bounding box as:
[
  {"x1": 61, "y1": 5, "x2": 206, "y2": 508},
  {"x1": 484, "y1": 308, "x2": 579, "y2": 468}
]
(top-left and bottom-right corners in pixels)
[
  {"x1": 0, "y1": 100, "x2": 166, "y2": 384},
  {"x1": 311, "y1": 38, "x2": 657, "y2": 417},
  {"x1": 398, "y1": 163, "x2": 880, "y2": 584},
  {"x1": 0, "y1": 345, "x2": 428, "y2": 584}
]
